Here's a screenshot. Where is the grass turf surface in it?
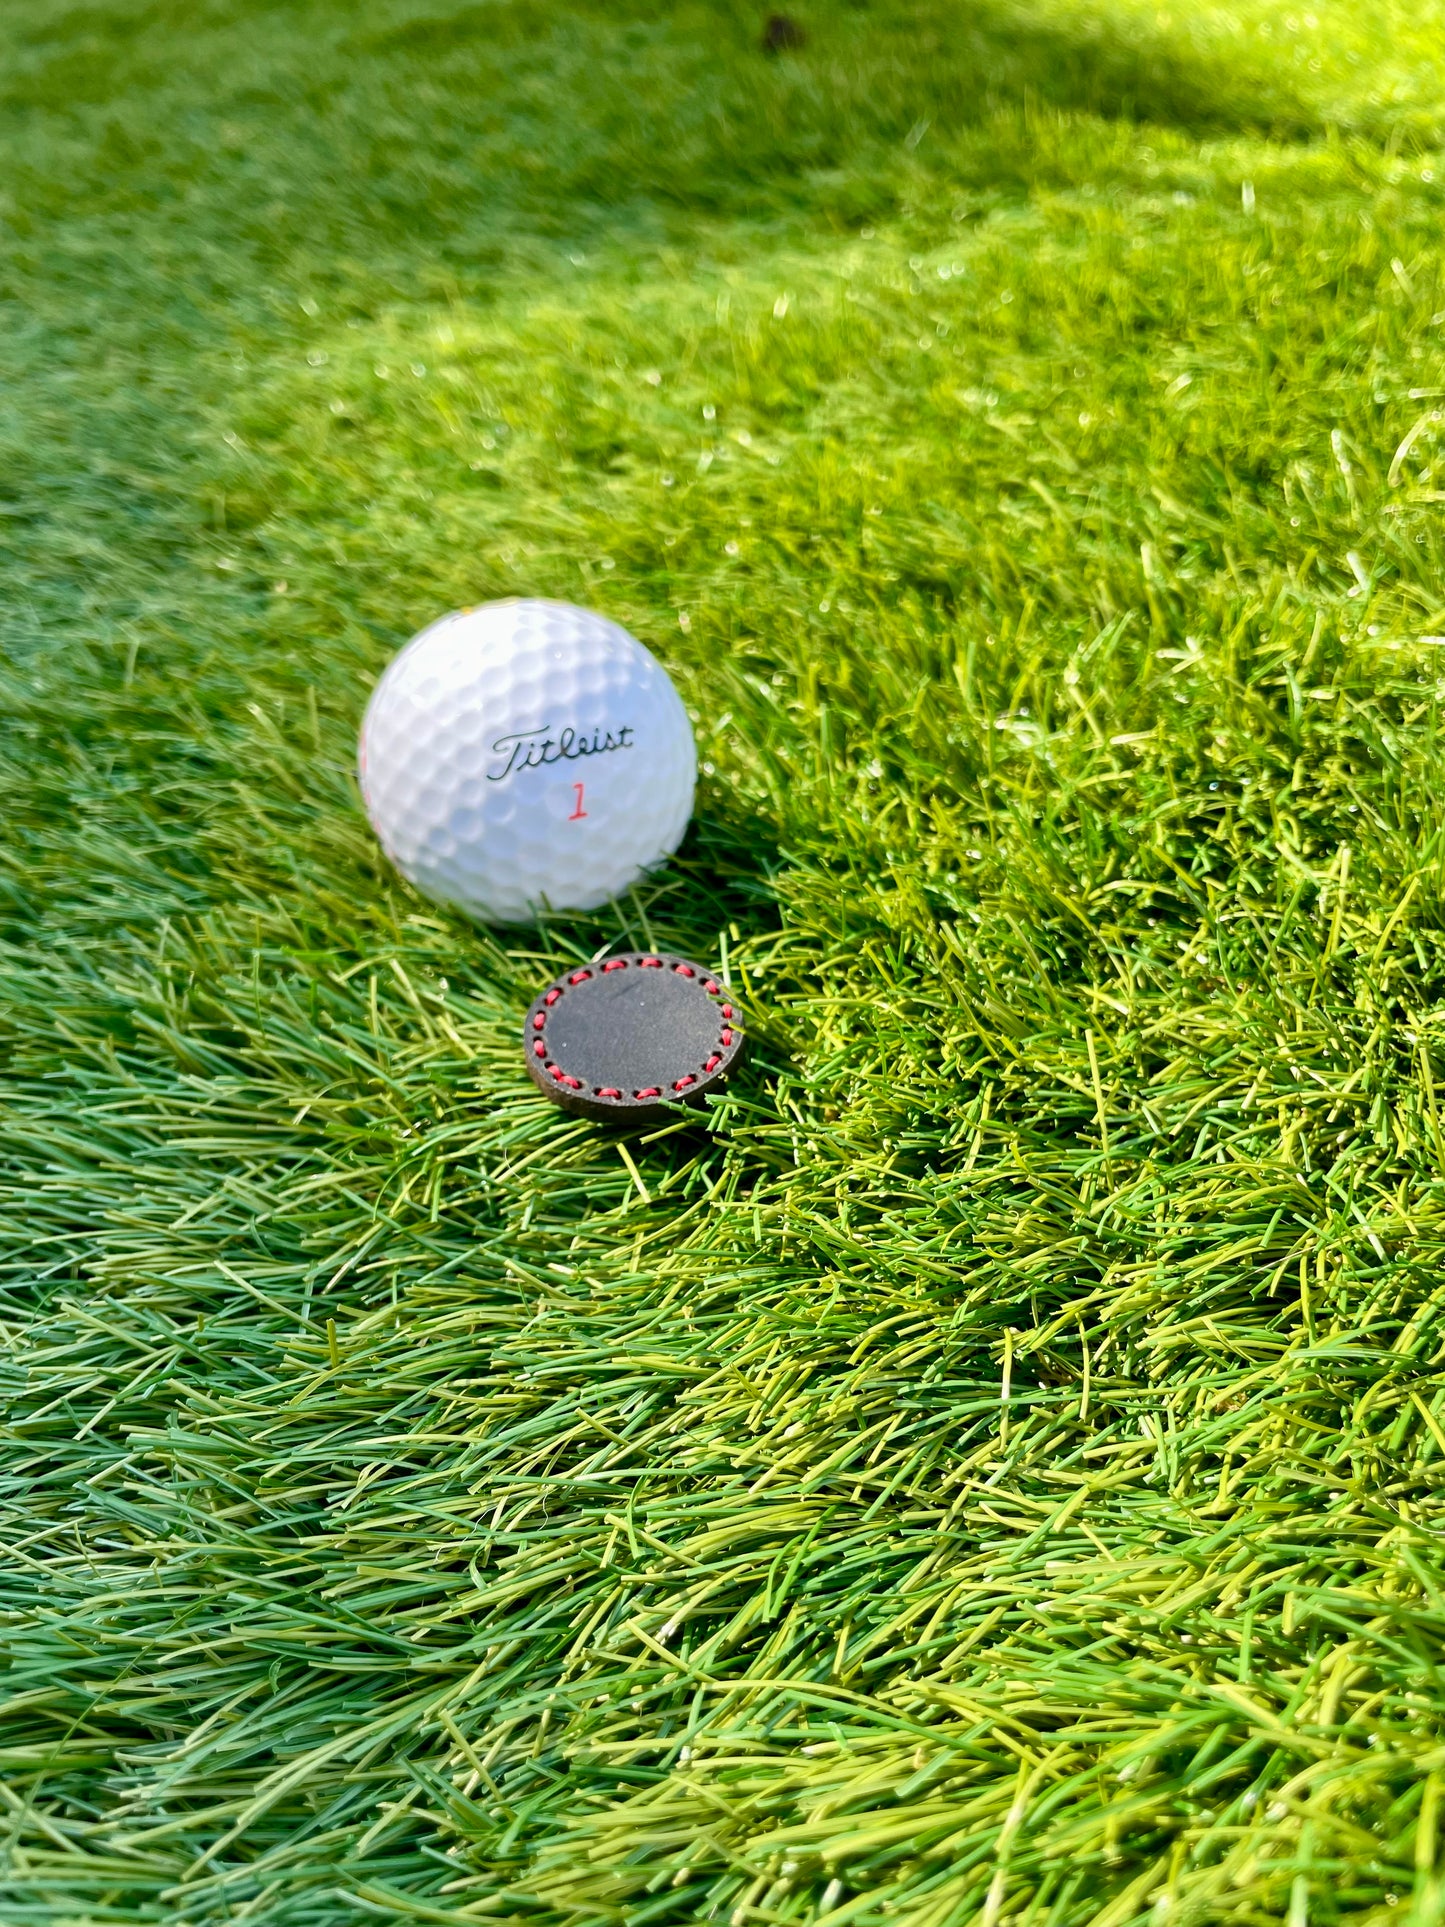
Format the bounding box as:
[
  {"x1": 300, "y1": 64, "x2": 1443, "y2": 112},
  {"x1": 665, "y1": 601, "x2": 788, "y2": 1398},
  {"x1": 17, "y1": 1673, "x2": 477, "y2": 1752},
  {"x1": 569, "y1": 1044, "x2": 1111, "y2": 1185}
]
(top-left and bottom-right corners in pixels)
[{"x1": 8, "y1": 0, "x2": 1445, "y2": 1920}]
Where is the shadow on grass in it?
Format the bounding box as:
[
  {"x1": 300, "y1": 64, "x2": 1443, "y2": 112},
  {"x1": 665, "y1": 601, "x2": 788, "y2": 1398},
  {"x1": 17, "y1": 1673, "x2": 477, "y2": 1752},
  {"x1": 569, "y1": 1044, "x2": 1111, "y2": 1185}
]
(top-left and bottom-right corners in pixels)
[
  {"x1": 351, "y1": 0, "x2": 1311, "y2": 148},
  {"x1": 0, "y1": 0, "x2": 1316, "y2": 290},
  {"x1": 972, "y1": 0, "x2": 1311, "y2": 135},
  {"x1": 528, "y1": 799, "x2": 788, "y2": 973}
]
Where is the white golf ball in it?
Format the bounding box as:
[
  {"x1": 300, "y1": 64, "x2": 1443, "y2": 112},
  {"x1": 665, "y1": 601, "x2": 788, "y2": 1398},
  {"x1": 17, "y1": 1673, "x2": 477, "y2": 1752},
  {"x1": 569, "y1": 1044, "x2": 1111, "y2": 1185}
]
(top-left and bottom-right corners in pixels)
[{"x1": 358, "y1": 598, "x2": 696, "y2": 924}]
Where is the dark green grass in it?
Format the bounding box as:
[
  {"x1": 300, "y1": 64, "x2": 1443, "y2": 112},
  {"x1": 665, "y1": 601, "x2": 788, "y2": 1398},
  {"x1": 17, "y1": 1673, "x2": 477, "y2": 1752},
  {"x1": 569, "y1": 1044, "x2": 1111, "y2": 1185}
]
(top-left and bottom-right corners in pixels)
[{"x1": 8, "y1": 1, "x2": 1445, "y2": 1922}]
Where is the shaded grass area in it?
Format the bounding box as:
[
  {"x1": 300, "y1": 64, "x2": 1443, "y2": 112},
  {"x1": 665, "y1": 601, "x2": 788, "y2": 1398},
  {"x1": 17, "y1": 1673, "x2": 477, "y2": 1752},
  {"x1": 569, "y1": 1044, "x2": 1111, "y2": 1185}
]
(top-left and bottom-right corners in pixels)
[{"x1": 7, "y1": 0, "x2": 1445, "y2": 1922}]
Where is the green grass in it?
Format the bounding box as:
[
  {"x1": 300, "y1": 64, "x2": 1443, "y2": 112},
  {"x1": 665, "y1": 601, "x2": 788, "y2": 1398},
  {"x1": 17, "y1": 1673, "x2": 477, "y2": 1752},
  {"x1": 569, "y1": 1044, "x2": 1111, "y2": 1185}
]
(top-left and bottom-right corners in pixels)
[{"x1": 10, "y1": 0, "x2": 1445, "y2": 1920}]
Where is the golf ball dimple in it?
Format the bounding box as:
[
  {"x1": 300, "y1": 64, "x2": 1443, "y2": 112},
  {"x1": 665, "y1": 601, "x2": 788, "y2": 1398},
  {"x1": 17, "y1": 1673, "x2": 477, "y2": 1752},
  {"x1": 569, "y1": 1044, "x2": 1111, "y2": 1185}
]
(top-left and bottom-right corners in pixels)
[{"x1": 358, "y1": 598, "x2": 696, "y2": 924}]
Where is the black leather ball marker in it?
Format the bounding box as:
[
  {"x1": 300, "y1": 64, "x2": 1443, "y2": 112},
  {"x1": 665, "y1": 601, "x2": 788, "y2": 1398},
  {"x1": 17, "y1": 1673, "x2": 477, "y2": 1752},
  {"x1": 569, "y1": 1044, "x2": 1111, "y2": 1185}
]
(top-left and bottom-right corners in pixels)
[{"x1": 524, "y1": 952, "x2": 743, "y2": 1122}]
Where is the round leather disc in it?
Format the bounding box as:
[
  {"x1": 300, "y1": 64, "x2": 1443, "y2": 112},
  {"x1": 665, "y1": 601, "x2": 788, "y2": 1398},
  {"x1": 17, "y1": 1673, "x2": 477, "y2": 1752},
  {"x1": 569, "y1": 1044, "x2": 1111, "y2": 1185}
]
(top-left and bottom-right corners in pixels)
[{"x1": 523, "y1": 952, "x2": 743, "y2": 1121}]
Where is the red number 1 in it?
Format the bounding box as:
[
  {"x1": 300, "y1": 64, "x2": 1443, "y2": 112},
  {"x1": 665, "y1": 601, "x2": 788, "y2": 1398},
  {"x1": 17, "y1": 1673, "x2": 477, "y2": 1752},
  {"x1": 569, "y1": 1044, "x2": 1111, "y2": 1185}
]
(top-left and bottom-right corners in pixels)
[{"x1": 569, "y1": 782, "x2": 587, "y2": 821}]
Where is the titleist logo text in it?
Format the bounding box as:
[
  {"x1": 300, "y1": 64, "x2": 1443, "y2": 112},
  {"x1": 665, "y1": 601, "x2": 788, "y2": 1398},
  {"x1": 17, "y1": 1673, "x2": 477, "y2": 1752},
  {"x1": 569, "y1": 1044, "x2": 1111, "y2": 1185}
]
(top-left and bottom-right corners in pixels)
[{"x1": 487, "y1": 723, "x2": 635, "y2": 783}]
